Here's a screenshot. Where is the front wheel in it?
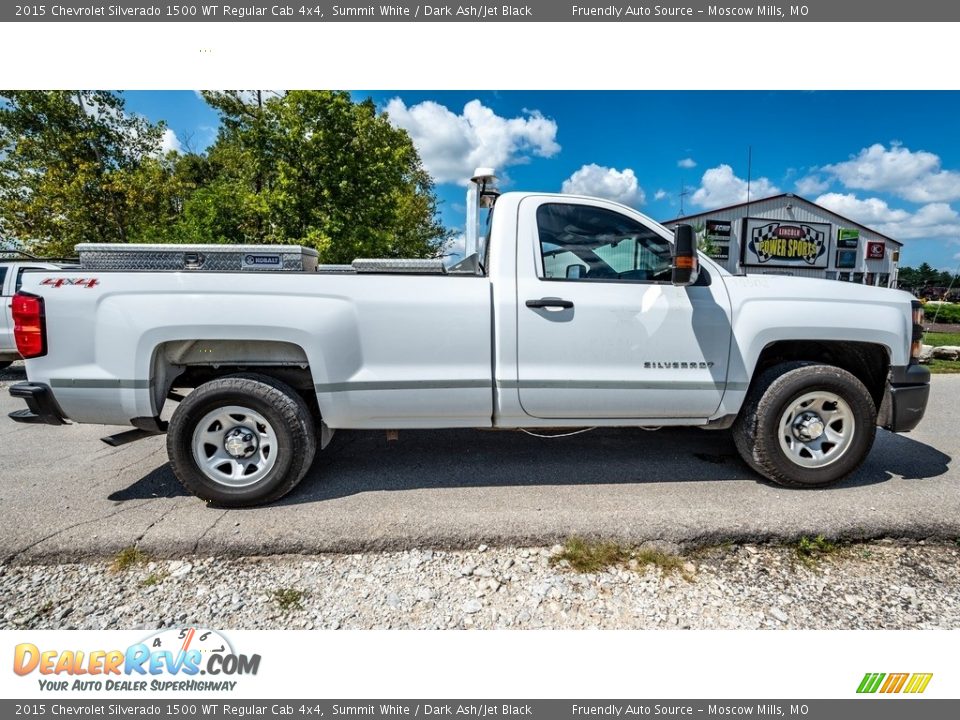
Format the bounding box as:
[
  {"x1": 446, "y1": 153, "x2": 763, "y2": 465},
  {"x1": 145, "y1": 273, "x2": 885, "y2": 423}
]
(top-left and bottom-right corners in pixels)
[
  {"x1": 167, "y1": 374, "x2": 317, "y2": 506},
  {"x1": 732, "y1": 362, "x2": 877, "y2": 488}
]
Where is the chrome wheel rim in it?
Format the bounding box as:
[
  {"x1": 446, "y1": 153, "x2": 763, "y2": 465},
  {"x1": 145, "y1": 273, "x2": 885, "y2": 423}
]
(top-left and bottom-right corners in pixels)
[
  {"x1": 191, "y1": 405, "x2": 278, "y2": 487},
  {"x1": 777, "y1": 391, "x2": 855, "y2": 469}
]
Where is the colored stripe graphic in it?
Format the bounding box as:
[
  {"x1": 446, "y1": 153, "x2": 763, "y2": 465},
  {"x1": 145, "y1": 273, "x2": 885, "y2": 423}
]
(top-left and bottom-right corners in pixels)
[
  {"x1": 857, "y1": 673, "x2": 885, "y2": 693},
  {"x1": 880, "y1": 673, "x2": 908, "y2": 693},
  {"x1": 857, "y1": 672, "x2": 932, "y2": 694},
  {"x1": 904, "y1": 673, "x2": 933, "y2": 694}
]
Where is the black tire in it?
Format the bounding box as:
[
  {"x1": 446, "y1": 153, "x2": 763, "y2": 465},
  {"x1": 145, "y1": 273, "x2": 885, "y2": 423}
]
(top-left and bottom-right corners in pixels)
[
  {"x1": 732, "y1": 361, "x2": 877, "y2": 488},
  {"x1": 0, "y1": 361, "x2": 12, "y2": 371},
  {"x1": 167, "y1": 374, "x2": 317, "y2": 507}
]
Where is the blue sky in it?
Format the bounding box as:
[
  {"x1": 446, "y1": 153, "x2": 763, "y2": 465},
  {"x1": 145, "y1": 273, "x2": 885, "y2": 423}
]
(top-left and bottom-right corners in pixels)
[{"x1": 124, "y1": 90, "x2": 960, "y2": 269}]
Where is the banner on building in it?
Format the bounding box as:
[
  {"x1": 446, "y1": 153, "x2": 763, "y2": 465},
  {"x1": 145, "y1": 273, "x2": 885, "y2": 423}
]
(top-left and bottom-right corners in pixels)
[
  {"x1": 741, "y1": 218, "x2": 830, "y2": 268},
  {"x1": 866, "y1": 241, "x2": 885, "y2": 260},
  {"x1": 837, "y1": 228, "x2": 860, "y2": 249}
]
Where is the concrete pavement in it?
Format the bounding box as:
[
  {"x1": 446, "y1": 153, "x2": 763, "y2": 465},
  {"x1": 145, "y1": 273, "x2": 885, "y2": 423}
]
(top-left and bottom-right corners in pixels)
[{"x1": 1, "y1": 364, "x2": 957, "y2": 562}]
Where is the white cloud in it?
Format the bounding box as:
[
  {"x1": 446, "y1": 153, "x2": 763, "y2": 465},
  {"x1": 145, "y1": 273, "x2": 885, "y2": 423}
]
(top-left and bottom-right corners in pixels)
[
  {"x1": 690, "y1": 164, "x2": 780, "y2": 208},
  {"x1": 159, "y1": 128, "x2": 183, "y2": 155},
  {"x1": 654, "y1": 189, "x2": 668, "y2": 201},
  {"x1": 814, "y1": 193, "x2": 909, "y2": 225},
  {"x1": 439, "y1": 233, "x2": 466, "y2": 263},
  {"x1": 560, "y1": 164, "x2": 645, "y2": 207},
  {"x1": 878, "y1": 203, "x2": 960, "y2": 239},
  {"x1": 677, "y1": 157, "x2": 697, "y2": 169},
  {"x1": 795, "y1": 174, "x2": 830, "y2": 196},
  {"x1": 384, "y1": 98, "x2": 560, "y2": 185},
  {"x1": 816, "y1": 192, "x2": 960, "y2": 240},
  {"x1": 822, "y1": 143, "x2": 960, "y2": 203}
]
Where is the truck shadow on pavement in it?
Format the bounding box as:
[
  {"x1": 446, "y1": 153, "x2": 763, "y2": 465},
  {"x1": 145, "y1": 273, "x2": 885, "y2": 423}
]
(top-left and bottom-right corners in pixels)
[{"x1": 110, "y1": 426, "x2": 951, "y2": 506}]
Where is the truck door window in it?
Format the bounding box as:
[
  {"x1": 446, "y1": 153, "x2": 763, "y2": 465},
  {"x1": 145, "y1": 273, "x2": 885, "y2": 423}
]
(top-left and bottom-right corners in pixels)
[
  {"x1": 0, "y1": 267, "x2": 7, "y2": 292},
  {"x1": 536, "y1": 203, "x2": 673, "y2": 282}
]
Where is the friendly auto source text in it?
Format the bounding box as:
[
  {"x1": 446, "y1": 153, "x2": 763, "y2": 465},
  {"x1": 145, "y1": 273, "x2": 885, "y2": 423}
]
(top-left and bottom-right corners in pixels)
[
  {"x1": 571, "y1": 6, "x2": 801, "y2": 17},
  {"x1": 571, "y1": 705, "x2": 805, "y2": 716}
]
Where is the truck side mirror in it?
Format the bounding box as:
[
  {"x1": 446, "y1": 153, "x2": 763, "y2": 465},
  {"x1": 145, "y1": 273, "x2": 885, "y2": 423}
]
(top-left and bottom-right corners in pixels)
[{"x1": 672, "y1": 224, "x2": 700, "y2": 286}]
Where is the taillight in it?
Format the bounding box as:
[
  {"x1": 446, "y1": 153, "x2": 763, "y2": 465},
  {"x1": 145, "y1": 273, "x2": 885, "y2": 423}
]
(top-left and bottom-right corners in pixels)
[
  {"x1": 12, "y1": 292, "x2": 47, "y2": 358},
  {"x1": 910, "y1": 300, "x2": 924, "y2": 363},
  {"x1": 912, "y1": 301, "x2": 924, "y2": 329}
]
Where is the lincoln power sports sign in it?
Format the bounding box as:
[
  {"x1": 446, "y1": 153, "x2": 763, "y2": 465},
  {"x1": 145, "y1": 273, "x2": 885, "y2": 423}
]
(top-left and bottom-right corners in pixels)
[{"x1": 742, "y1": 218, "x2": 831, "y2": 269}]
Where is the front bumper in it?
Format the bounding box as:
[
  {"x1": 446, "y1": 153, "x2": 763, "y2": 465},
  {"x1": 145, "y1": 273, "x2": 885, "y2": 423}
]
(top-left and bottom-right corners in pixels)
[
  {"x1": 8, "y1": 382, "x2": 68, "y2": 426},
  {"x1": 878, "y1": 364, "x2": 930, "y2": 433}
]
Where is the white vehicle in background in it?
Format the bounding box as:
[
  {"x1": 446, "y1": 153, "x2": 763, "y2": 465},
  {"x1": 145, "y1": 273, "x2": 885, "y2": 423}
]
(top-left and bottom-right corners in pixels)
[
  {"x1": 6, "y1": 170, "x2": 930, "y2": 506},
  {"x1": 0, "y1": 252, "x2": 62, "y2": 370}
]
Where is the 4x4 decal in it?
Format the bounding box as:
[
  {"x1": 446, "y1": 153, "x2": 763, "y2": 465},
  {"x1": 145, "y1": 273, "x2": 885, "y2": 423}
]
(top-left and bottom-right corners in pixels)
[{"x1": 41, "y1": 278, "x2": 99, "y2": 289}]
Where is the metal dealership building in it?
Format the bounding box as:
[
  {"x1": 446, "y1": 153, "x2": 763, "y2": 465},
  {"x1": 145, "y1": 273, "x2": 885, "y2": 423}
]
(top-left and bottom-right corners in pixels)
[{"x1": 665, "y1": 194, "x2": 902, "y2": 288}]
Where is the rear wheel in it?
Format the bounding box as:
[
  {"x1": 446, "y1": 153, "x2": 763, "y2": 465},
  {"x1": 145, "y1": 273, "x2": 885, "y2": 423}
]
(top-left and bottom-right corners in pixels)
[
  {"x1": 167, "y1": 374, "x2": 316, "y2": 506},
  {"x1": 732, "y1": 362, "x2": 877, "y2": 488}
]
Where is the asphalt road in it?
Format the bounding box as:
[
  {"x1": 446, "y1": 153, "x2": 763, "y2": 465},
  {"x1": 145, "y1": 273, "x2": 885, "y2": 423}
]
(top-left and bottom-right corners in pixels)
[{"x1": 1, "y1": 363, "x2": 958, "y2": 562}]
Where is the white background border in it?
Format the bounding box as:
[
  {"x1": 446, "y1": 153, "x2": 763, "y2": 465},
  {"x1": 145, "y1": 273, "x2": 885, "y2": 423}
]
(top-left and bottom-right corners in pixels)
[
  {"x1": 1, "y1": 22, "x2": 958, "y2": 90},
  {"x1": 1, "y1": 17, "x2": 957, "y2": 702},
  {"x1": 2, "y1": 629, "x2": 956, "y2": 699}
]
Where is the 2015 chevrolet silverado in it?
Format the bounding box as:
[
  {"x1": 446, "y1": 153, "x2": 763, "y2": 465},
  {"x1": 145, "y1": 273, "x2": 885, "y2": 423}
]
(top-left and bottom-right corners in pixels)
[{"x1": 7, "y1": 170, "x2": 930, "y2": 506}]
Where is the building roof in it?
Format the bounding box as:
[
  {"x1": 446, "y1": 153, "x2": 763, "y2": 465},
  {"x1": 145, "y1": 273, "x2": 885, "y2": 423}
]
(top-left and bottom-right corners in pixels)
[{"x1": 663, "y1": 193, "x2": 903, "y2": 246}]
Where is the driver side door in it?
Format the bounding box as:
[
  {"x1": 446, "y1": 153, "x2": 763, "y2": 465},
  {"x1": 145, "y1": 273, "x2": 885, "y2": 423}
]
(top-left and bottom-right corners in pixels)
[{"x1": 515, "y1": 197, "x2": 732, "y2": 420}]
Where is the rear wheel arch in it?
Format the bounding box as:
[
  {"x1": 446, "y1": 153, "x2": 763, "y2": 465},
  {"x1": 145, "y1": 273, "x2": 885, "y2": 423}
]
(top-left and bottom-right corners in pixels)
[{"x1": 148, "y1": 339, "x2": 323, "y2": 420}]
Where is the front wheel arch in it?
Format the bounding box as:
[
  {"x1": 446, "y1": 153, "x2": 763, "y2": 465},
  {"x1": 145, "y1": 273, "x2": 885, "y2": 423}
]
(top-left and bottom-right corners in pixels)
[{"x1": 732, "y1": 361, "x2": 878, "y2": 488}]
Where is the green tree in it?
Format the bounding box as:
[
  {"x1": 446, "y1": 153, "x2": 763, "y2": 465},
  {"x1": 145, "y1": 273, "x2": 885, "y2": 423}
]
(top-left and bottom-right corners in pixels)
[
  {"x1": 185, "y1": 90, "x2": 448, "y2": 261},
  {"x1": 897, "y1": 263, "x2": 957, "y2": 291},
  {"x1": 0, "y1": 90, "x2": 178, "y2": 256},
  {"x1": 693, "y1": 222, "x2": 718, "y2": 257}
]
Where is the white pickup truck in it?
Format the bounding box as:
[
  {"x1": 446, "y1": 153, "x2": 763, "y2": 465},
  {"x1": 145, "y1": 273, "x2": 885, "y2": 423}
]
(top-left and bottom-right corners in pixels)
[
  {"x1": 7, "y1": 170, "x2": 930, "y2": 506},
  {"x1": 1, "y1": 254, "x2": 61, "y2": 370}
]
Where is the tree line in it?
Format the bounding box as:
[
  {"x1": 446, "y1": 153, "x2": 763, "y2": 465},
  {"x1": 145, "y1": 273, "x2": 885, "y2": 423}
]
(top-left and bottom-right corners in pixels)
[
  {"x1": 898, "y1": 263, "x2": 960, "y2": 295},
  {"x1": 0, "y1": 90, "x2": 449, "y2": 261}
]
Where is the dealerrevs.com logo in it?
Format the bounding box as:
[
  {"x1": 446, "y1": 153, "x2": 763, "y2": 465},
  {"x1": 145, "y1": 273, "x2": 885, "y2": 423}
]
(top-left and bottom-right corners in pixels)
[
  {"x1": 857, "y1": 672, "x2": 933, "y2": 694},
  {"x1": 13, "y1": 628, "x2": 260, "y2": 693}
]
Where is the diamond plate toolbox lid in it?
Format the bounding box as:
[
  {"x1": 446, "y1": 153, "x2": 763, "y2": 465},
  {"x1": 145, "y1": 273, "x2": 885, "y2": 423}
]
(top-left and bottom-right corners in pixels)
[{"x1": 76, "y1": 244, "x2": 319, "y2": 272}]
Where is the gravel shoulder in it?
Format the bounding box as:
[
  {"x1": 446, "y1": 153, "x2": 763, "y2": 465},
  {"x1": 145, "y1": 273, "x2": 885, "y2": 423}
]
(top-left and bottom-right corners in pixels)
[{"x1": 2, "y1": 541, "x2": 958, "y2": 630}]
